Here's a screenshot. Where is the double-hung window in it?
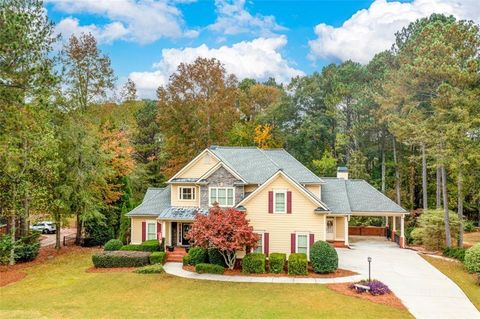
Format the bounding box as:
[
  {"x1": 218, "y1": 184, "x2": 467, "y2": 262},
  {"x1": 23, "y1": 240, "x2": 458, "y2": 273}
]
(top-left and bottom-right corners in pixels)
[
  {"x1": 296, "y1": 233, "x2": 309, "y2": 255},
  {"x1": 252, "y1": 232, "x2": 264, "y2": 253},
  {"x1": 209, "y1": 187, "x2": 234, "y2": 206},
  {"x1": 147, "y1": 222, "x2": 156, "y2": 240},
  {"x1": 179, "y1": 187, "x2": 195, "y2": 200},
  {"x1": 274, "y1": 190, "x2": 287, "y2": 213}
]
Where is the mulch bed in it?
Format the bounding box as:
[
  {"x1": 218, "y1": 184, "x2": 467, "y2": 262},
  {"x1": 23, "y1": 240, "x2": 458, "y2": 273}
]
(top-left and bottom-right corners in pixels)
[
  {"x1": 183, "y1": 265, "x2": 358, "y2": 278},
  {"x1": 0, "y1": 246, "x2": 100, "y2": 287},
  {"x1": 86, "y1": 267, "x2": 137, "y2": 273},
  {"x1": 327, "y1": 283, "x2": 406, "y2": 310}
]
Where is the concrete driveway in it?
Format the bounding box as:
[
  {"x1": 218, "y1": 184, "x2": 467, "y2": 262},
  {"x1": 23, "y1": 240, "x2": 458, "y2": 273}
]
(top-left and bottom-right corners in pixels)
[{"x1": 337, "y1": 236, "x2": 479, "y2": 319}]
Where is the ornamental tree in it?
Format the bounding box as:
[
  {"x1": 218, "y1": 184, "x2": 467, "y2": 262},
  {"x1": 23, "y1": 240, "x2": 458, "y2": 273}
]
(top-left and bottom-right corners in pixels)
[{"x1": 187, "y1": 206, "x2": 259, "y2": 269}]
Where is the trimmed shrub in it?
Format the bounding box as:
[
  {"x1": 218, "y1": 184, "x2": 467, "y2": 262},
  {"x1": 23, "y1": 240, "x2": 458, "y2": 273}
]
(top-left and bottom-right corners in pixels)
[
  {"x1": 135, "y1": 264, "x2": 164, "y2": 274},
  {"x1": 242, "y1": 253, "x2": 265, "y2": 274},
  {"x1": 188, "y1": 247, "x2": 208, "y2": 266},
  {"x1": 288, "y1": 253, "x2": 307, "y2": 275},
  {"x1": 182, "y1": 254, "x2": 190, "y2": 266},
  {"x1": 443, "y1": 247, "x2": 466, "y2": 262},
  {"x1": 149, "y1": 251, "x2": 166, "y2": 264},
  {"x1": 104, "y1": 239, "x2": 123, "y2": 251},
  {"x1": 310, "y1": 240, "x2": 338, "y2": 273},
  {"x1": 120, "y1": 240, "x2": 161, "y2": 252},
  {"x1": 269, "y1": 253, "x2": 286, "y2": 274},
  {"x1": 464, "y1": 244, "x2": 480, "y2": 273},
  {"x1": 208, "y1": 248, "x2": 227, "y2": 267},
  {"x1": 195, "y1": 263, "x2": 225, "y2": 274},
  {"x1": 92, "y1": 251, "x2": 150, "y2": 268}
]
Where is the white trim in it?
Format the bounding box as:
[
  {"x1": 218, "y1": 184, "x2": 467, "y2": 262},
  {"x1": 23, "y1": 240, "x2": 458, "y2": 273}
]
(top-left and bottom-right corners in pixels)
[
  {"x1": 252, "y1": 231, "x2": 265, "y2": 254},
  {"x1": 208, "y1": 187, "x2": 235, "y2": 207},
  {"x1": 326, "y1": 217, "x2": 335, "y2": 241},
  {"x1": 273, "y1": 189, "x2": 287, "y2": 214},
  {"x1": 197, "y1": 161, "x2": 247, "y2": 184},
  {"x1": 178, "y1": 186, "x2": 196, "y2": 201},
  {"x1": 167, "y1": 149, "x2": 221, "y2": 183},
  {"x1": 296, "y1": 232, "x2": 310, "y2": 256},
  {"x1": 344, "y1": 216, "x2": 349, "y2": 246},
  {"x1": 236, "y1": 170, "x2": 329, "y2": 210}
]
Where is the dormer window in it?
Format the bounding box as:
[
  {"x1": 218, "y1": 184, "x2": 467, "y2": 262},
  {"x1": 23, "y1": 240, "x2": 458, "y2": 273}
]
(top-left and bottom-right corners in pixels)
[{"x1": 179, "y1": 187, "x2": 196, "y2": 201}]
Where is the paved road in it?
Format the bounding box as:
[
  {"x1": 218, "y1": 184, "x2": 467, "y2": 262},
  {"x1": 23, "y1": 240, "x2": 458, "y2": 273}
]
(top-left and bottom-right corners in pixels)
[
  {"x1": 40, "y1": 228, "x2": 76, "y2": 247},
  {"x1": 338, "y1": 237, "x2": 479, "y2": 319}
]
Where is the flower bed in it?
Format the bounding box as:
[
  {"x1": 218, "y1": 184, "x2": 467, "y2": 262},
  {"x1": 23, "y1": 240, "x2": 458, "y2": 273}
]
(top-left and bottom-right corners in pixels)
[{"x1": 328, "y1": 283, "x2": 405, "y2": 310}]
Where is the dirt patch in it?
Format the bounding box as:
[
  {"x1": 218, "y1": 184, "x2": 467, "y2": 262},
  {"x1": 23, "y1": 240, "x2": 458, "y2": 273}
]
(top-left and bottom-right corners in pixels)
[
  {"x1": 183, "y1": 265, "x2": 358, "y2": 278},
  {"x1": 0, "y1": 246, "x2": 100, "y2": 287},
  {"x1": 86, "y1": 267, "x2": 136, "y2": 273},
  {"x1": 327, "y1": 283, "x2": 406, "y2": 310}
]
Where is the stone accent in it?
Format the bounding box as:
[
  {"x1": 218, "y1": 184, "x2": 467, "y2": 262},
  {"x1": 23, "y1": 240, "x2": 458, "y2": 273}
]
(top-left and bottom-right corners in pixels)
[{"x1": 199, "y1": 166, "x2": 245, "y2": 209}]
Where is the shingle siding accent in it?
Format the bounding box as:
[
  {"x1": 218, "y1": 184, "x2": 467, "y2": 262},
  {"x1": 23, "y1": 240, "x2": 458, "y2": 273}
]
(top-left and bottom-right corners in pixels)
[{"x1": 199, "y1": 166, "x2": 245, "y2": 209}]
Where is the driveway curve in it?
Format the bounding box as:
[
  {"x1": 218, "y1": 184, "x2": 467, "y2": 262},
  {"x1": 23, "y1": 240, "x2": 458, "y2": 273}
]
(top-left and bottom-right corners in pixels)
[{"x1": 338, "y1": 237, "x2": 479, "y2": 319}]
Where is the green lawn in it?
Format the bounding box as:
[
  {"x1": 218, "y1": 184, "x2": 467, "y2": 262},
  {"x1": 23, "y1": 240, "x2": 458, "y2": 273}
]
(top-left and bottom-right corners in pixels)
[
  {"x1": 0, "y1": 249, "x2": 412, "y2": 319},
  {"x1": 422, "y1": 255, "x2": 480, "y2": 310}
]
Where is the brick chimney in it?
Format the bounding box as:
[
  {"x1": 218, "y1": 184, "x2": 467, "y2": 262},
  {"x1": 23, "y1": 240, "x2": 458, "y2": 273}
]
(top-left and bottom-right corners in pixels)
[{"x1": 337, "y1": 167, "x2": 348, "y2": 180}]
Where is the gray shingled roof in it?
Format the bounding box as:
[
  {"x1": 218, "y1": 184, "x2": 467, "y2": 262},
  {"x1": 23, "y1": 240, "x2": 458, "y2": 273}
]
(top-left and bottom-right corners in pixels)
[
  {"x1": 126, "y1": 186, "x2": 171, "y2": 216},
  {"x1": 209, "y1": 146, "x2": 323, "y2": 184},
  {"x1": 321, "y1": 178, "x2": 406, "y2": 214}
]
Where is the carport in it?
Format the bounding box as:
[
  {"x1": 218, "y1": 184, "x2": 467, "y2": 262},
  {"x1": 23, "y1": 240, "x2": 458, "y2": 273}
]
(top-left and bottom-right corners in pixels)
[{"x1": 321, "y1": 168, "x2": 408, "y2": 248}]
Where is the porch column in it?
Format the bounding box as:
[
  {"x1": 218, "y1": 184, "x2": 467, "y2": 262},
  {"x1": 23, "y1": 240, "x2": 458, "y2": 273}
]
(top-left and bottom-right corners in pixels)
[
  {"x1": 323, "y1": 215, "x2": 327, "y2": 241},
  {"x1": 344, "y1": 215, "x2": 349, "y2": 247},
  {"x1": 400, "y1": 215, "x2": 405, "y2": 248},
  {"x1": 162, "y1": 221, "x2": 166, "y2": 247},
  {"x1": 391, "y1": 216, "x2": 396, "y2": 241}
]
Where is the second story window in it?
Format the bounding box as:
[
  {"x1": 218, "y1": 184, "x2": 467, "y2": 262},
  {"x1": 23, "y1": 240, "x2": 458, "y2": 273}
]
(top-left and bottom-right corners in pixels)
[
  {"x1": 274, "y1": 190, "x2": 286, "y2": 213},
  {"x1": 209, "y1": 187, "x2": 234, "y2": 206},
  {"x1": 179, "y1": 187, "x2": 195, "y2": 200}
]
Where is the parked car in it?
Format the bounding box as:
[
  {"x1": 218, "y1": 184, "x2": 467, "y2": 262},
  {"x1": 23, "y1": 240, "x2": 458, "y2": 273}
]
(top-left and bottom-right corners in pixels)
[{"x1": 30, "y1": 221, "x2": 56, "y2": 234}]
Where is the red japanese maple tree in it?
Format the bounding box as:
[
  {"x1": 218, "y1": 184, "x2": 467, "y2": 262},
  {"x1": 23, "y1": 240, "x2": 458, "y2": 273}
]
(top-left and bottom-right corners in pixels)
[{"x1": 187, "y1": 206, "x2": 259, "y2": 269}]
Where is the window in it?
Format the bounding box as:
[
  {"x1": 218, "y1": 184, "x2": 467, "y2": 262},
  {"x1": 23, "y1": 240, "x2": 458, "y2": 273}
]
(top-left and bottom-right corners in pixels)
[
  {"x1": 209, "y1": 187, "x2": 234, "y2": 206},
  {"x1": 179, "y1": 187, "x2": 195, "y2": 200},
  {"x1": 253, "y1": 232, "x2": 263, "y2": 253},
  {"x1": 147, "y1": 223, "x2": 156, "y2": 240},
  {"x1": 274, "y1": 190, "x2": 286, "y2": 213},
  {"x1": 296, "y1": 233, "x2": 309, "y2": 255}
]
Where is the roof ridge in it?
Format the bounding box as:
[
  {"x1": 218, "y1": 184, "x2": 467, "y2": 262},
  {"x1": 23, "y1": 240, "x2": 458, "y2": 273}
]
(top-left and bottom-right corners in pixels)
[
  {"x1": 258, "y1": 147, "x2": 281, "y2": 170},
  {"x1": 269, "y1": 149, "x2": 325, "y2": 184}
]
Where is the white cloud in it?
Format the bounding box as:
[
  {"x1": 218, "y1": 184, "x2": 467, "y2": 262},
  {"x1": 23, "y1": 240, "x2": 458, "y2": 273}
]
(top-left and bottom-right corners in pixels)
[
  {"x1": 129, "y1": 36, "x2": 304, "y2": 99},
  {"x1": 209, "y1": 0, "x2": 286, "y2": 36},
  {"x1": 48, "y1": 0, "x2": 197, "y2": 44},
  {"x1": 308, "y1": 0, "x2": 480, "y2": 63},
  {"x1": 55, "y1": 17, "x2": 129, "y2": 44}
]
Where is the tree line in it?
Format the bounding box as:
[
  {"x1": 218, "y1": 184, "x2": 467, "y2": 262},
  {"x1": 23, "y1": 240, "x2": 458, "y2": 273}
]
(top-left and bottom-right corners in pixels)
[{"x1": 1, "y1": 1, "x2": 479, "y2": 264}]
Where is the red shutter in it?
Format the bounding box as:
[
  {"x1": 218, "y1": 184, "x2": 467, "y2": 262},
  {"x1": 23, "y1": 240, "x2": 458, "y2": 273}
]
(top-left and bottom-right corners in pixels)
[
  {"x1": 291, "y1": 233, "x2": 296, "y2": 253},
  {"x1": 157, "y1": 222, "x2": 162, "y2": 240},
  {"x1": 264, "y1": 233, "x2": 269, "y2": 256},
  {"x1": 141, "y1": 221, "x2": 146, "y2": 242},
  {"x1": 287, "y1": 191, "x2": 292, "y2": 214},
  {"x1": 309, "y1": 233, "x2": 315, "y2": 247},
  {"x1": 268, "y1": 191, "x2": 273, "y2": 213}
]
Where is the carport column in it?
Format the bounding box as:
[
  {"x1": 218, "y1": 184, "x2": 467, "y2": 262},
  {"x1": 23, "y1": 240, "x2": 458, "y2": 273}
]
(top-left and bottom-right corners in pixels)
[
  {"x1": 400, "y1": 215, "x2": 405, "y2": 248},
  {"x1": 391, "y1": 216, "x2": 396, "y2": 241},
  {"x1": 344, "y1": 215, "x2": 349, "y2": 246}
]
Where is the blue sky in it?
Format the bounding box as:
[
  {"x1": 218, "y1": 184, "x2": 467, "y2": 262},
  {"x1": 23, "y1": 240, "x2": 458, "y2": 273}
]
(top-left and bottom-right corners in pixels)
[{"x1": 45, "y1": 0, "x2": 479, "y2": 98}]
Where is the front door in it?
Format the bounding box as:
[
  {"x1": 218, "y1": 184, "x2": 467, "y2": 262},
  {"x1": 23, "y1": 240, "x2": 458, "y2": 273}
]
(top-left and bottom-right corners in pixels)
[
  {"x1": 326, "y1": 218, "x2": 335, "y2": 241},
  {"x1": 181, "y1": 223, "x2": 191, "y2": 246}
]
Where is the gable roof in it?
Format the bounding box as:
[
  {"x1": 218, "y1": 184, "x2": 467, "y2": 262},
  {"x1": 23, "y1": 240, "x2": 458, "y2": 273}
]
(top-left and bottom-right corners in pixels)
[
  {"x1": 209, "y1": 146, "x2": 324, "y2": 184},
  {"x1": 236, "y1": 170, "x2": 329, "y2": 211},
  {"x1": 321, "y1": 178, "x2": 406, "y2": 214}
]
